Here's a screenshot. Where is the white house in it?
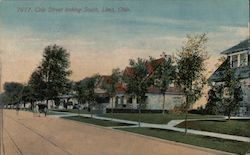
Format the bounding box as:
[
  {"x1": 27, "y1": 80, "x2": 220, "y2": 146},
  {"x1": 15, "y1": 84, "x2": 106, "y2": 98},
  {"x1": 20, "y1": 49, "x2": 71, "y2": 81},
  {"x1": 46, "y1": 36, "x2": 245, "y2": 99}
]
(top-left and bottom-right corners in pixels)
[{"x1": 103, "y1": 58, "x2": 185, "y2": 112}]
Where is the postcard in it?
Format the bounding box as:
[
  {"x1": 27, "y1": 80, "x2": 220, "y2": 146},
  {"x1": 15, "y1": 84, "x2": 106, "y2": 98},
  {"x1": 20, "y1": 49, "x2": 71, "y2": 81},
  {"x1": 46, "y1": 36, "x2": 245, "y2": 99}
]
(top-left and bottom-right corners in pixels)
[{"x1": 0, "y1": 0, "x2": 249, "y2": 155}]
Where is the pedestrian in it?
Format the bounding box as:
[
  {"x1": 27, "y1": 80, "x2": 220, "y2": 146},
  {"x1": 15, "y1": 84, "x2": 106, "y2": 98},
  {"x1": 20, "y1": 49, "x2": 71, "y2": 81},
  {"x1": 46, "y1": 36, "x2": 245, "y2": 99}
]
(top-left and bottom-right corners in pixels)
[
  {"x1": 44, "y1": 105, "x2": 48, "y2": 117},
  {"x1": 16, "y1": 104, "x2": 20, "y2": 115}
]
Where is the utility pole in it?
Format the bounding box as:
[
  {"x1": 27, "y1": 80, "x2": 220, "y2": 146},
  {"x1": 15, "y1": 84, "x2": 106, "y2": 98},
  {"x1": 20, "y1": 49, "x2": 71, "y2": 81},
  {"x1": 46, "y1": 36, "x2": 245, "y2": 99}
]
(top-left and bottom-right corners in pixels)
[{"x1": 0, "y1": 59, "x2": 4, "y2": 155}]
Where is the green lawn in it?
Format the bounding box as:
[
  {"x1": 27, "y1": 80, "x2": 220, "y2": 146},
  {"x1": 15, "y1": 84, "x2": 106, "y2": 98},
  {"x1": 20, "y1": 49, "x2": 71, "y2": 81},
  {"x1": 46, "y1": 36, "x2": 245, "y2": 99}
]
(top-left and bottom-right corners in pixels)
[
  {"x1": 176, "y1": 120, "x2": 250, "y2": 137},
  {"x1": 47, "y1": 111, "x2": 67, "y2": 115},
  {"x1": 63, "y1": 116, "x2": 132, "y2": 127},
  {"x1": 119, "y1": 127, "x2": 250, "y2": 155},
  {"x1": 99, "y1": 113, "x2": 223, "y2": 124},
  {"x1": 51, "y1": 109, "x2": 91, "y2": 114}
]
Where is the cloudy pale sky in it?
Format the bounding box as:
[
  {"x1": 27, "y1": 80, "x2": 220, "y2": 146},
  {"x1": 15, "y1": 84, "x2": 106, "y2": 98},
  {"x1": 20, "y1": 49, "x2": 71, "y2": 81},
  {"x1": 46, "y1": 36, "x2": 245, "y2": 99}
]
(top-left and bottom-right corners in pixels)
[{"x1": 0, "y1": 0, "x2": 248, "y2": 85}]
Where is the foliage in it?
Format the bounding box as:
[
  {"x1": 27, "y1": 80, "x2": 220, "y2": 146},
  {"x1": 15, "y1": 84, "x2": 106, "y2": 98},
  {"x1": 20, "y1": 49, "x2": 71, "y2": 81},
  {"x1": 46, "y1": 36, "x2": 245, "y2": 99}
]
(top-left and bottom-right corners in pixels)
[
  {"x1": 3, "y1": 82, "x2": 24, "y2": 106},
  {"x1": 102, "y1": 68, "x2": 121, "y2": 97},
  {"x1": 29, "y1": 45, "x2": 71, "y2": 104},
  {"x1": 75, "y1": 74, "x2": 100, "y2": 116},
  {"x1": 220, "y1": 61, "x2": 243, "y2": 119},
  {"x1": 205, "y1": 85, "x2": 222, "y2": 115},
  {"x1": 175, "y1": 34, "x2": 208, "y2": 134},
  {"x1": 151, "y1": 53, "x2": 176, "y2": 114},
  {"x1": 21, "y1": 85, "x2": 37, "y2": 109},
  {"x1": 101, "y1": 68, "x2": 121, "y2": 118},
  {"x1": 28, "y1": 68, "x2": 46, "y2": 101},
  {"x1": 74, "y1": 81, "x2": 87, "y2": 104},
  {"x1": 125, "y1": 58, "x2": 149, "y2": 104},
  {"x1": 124, "y1": 58, "x2": 151, "y2": 126}
]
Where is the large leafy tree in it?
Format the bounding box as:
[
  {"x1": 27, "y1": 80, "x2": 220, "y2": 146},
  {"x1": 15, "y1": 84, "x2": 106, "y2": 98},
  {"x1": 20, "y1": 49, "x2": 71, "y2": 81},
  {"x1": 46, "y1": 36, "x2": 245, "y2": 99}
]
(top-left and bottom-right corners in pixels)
[
  {"x1": 175, "y1": 34, "x2": 208, "y2": 134},
  {"x1": 3, "y1": 82, "x2": 24, "y2": 108},
  {"x1": 74, "y1": 80, "x2": 87, "y2": 105},
  {"x1": 75, "y1": 74, "x2": 100, "y2": 117},
  {"x1": 28, "y1": 68, "x2": 46, "y2": 102},
  {"x1": 21, "y1": 85, "x2": 37, "y2": 110},
  {"x1": 101, "y1": 68, "x2": 121, "y2": 119},
  {"x1": 151, "y1": 53, "x2": 176, "y2": 114},
  {"x1": 29, "y1": 45, "x2": 71, "y2": 106},
  {"x1": 124, "y1": 58, "x2": 149, "y2": 127}
]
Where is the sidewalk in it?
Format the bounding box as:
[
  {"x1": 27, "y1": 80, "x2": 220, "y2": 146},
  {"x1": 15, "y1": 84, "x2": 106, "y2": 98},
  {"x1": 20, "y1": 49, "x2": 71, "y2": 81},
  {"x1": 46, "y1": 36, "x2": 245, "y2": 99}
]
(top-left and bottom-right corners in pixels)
[{"x1": 50, "y1": 111, "x2": 250, "y2": 143}]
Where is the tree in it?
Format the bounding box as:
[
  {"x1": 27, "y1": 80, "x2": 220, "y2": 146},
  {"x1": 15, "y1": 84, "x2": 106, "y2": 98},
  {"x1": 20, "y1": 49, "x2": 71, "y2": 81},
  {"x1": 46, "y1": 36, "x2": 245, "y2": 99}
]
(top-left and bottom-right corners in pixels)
[
  {"x1": 3, "y1": 82, "x2": 24, "y2": 108},
  {"x1": 76, "y1": 74, "x2": 100, "y2": 118},
  {"x1": 101, "y1": 68, "x2": 121, "y2": 119},
  {"x1": 74, "y1": 81, "x2": 86, "y2": 105},
  {"x1": 28, "y1": 68, "x2": 46, "y2": 102},
  {"x1": 124, "y1": 58, "x2": 150, "y2": 127},
  {"x1": 85, "y1": 75, "x2": 100, "y2": 118},
  {"x1": 151, "y1": 53, "x2": 176, "y2": 114},
  {"x1": 21, "y1": 85, "x2": 36, "y2": 110},
  {"x1": 175, "y1": 34, "x2": 208, "y2": 134},
  {"x1": 220, "y1": 61, "x2": 243, "y2": 120},
  {"x1": 205, "y1": 85, "x2": 221, "y2": 115},
  {"x1": 29, "y1": 45, "x2": 72, "y2": 106}
]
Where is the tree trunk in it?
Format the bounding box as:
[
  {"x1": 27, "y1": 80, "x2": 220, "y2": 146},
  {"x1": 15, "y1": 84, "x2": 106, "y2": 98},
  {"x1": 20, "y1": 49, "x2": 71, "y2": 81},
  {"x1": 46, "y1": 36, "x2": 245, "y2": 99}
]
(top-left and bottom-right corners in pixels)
[
  {"x1": 162, "y1": 93, "x2": 165, "y2": 115},
  {"x1": 90, "y1": 102, "x2": 93, "y2": 118},
  {"x1": 184, "y1": 95, "x2": 189, "y2": 135},
  {"x1": 23, "y1": 102, "x2": 26, "y2": 109},
  {"x1": 138, "y1": 96, "x2": 141, "y2": 127},
  {"x1": 46, "y1": 99, "x2": 49, "y2": 107},
  {"x1": 228, "y1": 110, "x2": 231, "y2": 120},
  {"x1": 111, "y1": 97, "x2": 114, "y2": 120}
]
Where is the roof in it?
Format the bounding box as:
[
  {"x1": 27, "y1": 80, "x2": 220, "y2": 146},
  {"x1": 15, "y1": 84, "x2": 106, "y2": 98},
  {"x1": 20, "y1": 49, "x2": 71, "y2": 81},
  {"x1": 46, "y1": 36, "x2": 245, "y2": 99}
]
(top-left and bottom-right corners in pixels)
[
  {"x1": 96, "y1": 75, "x2": 112, "y2": 87},
  {"x1": 145, "y1": 58, "x2": 165, "y2": 75},
  {"x1": 123, "y1": 58, "x2": 165, "y2": 77},
  {"x1": 221, "y1": 38, "x2": 250, "y2": 55},
  {"x1": 123, "y1": 67, "x2": 135, "y2": 77},
  {"x1": 209, "y1": 59, "x2": 250, "y2": 82},
  {"x1": 115, "y1": 83, "x2": 126, "y2": 94}
]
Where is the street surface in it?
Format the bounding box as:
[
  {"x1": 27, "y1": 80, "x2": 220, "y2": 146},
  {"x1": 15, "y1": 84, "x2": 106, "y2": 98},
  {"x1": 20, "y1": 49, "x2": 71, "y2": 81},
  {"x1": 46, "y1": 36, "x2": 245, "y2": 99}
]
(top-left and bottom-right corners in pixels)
[{"x1": 2, "y1": 110, "x2": 226, "y2": 155}]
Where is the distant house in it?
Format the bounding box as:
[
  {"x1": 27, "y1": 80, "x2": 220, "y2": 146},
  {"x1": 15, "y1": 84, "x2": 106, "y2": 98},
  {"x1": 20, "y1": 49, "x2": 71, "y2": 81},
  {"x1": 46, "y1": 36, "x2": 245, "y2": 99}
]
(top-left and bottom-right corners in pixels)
[
  {"x1": 209, "y1": 38, "x2": 250, "y2": 116},
  {"x1": 100, "y1": 57, "x2": 185, "y2": 112}
]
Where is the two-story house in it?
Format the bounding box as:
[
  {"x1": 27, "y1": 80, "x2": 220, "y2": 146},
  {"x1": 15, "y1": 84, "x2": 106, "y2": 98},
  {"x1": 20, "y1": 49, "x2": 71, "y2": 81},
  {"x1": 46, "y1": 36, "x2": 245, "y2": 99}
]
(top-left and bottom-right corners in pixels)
[{"x1": 209, "y1": 38, "x2": 250, "y2": 116}]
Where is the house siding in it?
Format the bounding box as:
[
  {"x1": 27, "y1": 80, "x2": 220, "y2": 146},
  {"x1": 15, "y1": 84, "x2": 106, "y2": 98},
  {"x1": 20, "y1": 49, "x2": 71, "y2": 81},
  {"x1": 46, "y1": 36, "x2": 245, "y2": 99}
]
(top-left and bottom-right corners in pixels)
[{"x1": 145, "y1": 93, "x2": 185, "y2": 110}]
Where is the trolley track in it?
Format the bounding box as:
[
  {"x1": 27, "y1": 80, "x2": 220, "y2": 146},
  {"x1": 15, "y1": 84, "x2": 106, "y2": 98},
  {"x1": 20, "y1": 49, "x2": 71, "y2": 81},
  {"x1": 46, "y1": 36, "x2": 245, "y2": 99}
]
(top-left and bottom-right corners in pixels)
[{"x1": 4, "y1": 113, "x2": 72, "y2": 155}]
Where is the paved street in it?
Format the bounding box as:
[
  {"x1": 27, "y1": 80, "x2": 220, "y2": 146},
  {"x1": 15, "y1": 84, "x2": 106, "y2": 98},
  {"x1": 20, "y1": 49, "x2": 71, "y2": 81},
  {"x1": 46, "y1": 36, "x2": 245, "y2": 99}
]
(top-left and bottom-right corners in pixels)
[{"x1": 1, "y1": 110, "x2": 229, "y2": 155}]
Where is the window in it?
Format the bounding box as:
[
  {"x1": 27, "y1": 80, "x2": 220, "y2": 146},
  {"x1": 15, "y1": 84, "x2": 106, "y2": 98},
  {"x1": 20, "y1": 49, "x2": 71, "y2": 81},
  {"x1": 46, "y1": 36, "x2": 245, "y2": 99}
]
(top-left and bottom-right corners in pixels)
[
  {"x1": 127, "y1": 97, "x2": 132, "y2": 103},
  {"x1": 231, "y1": 55, "x2": 238, "y2": 68},
  {"x1": 240, "y1": 53, "x2": 247, "y2": 67}
]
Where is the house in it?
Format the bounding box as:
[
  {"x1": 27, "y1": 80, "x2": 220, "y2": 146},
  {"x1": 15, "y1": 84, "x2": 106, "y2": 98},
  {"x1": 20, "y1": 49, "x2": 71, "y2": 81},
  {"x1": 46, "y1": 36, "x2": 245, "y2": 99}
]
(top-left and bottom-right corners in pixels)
[
  {"x1": 209, "y1": 38, "x2": 250, "y2": 116},
  {"x1": 103, "y1": 57, "x2": 185, "y2": 112}
]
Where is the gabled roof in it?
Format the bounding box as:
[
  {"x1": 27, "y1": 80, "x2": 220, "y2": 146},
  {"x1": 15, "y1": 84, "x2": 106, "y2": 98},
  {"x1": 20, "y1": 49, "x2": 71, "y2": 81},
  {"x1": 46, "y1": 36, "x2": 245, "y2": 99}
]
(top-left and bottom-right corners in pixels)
[
  {"x1": 123, "y1": 58, "x2": 165, "y2": 77},
  {"x1": 221, "y1": 38, "x2": 250, "y2": 55},
  {"x1": 96, "y1": 75, "x2": 112, "y2": 88},
  {"x1": 115, "y1": 83, "x2": 126, "y2": 94},
  {"x1": 145, "y1": 58, "x2": 165, "y2": 75}
]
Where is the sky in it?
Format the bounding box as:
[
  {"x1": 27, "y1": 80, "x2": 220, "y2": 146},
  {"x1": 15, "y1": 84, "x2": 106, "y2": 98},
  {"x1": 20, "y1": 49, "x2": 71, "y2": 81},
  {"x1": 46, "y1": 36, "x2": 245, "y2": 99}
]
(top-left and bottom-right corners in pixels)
[{"x1": 0, "y1": 0, "x2": 249, "y2": 85}]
